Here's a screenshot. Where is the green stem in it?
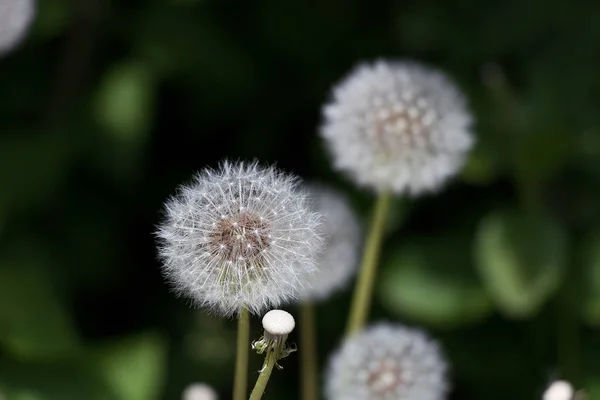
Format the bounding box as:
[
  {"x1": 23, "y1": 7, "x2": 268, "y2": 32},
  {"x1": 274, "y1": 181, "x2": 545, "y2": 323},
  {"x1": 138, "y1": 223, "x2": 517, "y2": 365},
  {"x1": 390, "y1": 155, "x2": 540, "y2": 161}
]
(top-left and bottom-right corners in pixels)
[
  {"x1": 557, "y1": 273, "x2": 582, "y2": 385},
  {"x1": 346, "y1": 191, "x2": 392, "y2": 335},
  {"x1": 249, "y1": 351, "x2": 277, "y2": 400},
  {"x1": 300, "y1": 303, "x2": 318, "y2": 400},
  {"x1": 233, "y1": 308, "x2": 250, "y2": 400}
]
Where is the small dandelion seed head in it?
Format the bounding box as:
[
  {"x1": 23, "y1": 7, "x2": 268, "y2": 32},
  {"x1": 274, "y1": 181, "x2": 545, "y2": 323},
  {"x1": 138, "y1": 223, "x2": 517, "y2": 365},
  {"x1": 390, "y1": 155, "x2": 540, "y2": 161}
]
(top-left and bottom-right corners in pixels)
[
  {"x1": 182, "y1": 383, "x2": 218, "y2": 400},
  {"x1": 0, "y1": 0, "x2": 36, "y2": 56},
  {"x1": 156, "y1": 161, "x2": 323, "y2": 317},
  {"x1": 543, "y1": 381, "x2": 574, "y2": 400},
  {"x1": 297, "y1": 183, "x2": 362, "y2": 302},
  {"x1": 320, "y1": 59, "x2": 474, "y2": 195},
  {"x1": 326, "y1": 323, "x2": 448, "y2": 400},
  {"x1": 262, "y1": 309, "x2": 295, "y2": 336}
]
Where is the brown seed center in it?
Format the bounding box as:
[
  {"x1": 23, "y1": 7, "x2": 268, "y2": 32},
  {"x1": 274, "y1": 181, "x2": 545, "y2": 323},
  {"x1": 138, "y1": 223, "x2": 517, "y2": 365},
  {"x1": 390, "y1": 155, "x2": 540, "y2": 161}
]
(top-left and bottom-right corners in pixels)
[
  {"x1": 209, "y1": 211, "x2": 270, "y2": 262},
  {"x1": 367, "y1": 359, "x2": 401, "y2": 396}
]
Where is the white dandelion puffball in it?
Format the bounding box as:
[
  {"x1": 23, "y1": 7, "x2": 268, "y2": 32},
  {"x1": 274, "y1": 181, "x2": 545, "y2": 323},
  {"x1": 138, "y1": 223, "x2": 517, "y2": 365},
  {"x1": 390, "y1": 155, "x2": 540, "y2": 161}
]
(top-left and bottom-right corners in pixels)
[
  {"x1": 321, "y1": 59, "x2": 474, "y2": 195},
  {"x1": 182, "y1": 383, "x2": 218, "y2": 400},
  {"x1": 262, "y1": 309, "x2": 295, "y2": 336},
  {"x1": 0, "y1": 0, "x2": 36, "y2": 55},
  {"x1": 326, "y1": 323, "x2": 448, "y2": 400},
  {"x1": 297, "y1": 183, "x2": 361, "y2": 301},
  {"x1": 543, "y1": 381, "x2": 574, "y2": 400},
  {"x1": 156, "y1": 161, "x2": 322, "y2": 317}
]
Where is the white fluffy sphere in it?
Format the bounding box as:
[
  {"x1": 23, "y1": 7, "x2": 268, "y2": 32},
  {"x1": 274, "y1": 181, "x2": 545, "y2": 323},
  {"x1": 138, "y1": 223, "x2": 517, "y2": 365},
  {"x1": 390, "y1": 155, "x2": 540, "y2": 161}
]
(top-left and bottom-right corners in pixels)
[
  {"x1": 321, "y1": 60, "x2": 474, "y2": 195},
  {"x1": 326, "y1": 323, "x2": 448, "y2": 400},
  {"x1": 297, "y1": 184, "x2": 361, "y2": 301},
  {"x1": 543, "y1": 381, "x2": 574, "y2": 400},
  {"x1": 0, "y1": 0, "x2": 36, "y2": 55},
  {"x1": 182, "y1": 383, "x2": 218, "y2": 400},
  {"x1": 156, "y1": 161, "x2": 323, "y2": 317},
  {"x1": 262, "y1": 309, "x2": 295, "y2": 336}
]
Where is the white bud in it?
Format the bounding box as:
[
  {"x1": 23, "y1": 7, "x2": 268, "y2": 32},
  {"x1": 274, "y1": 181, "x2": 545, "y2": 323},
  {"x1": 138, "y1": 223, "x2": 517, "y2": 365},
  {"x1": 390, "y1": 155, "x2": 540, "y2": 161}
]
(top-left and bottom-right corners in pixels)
[
  {"x1": 543, "y1": 380, "x2": 574, "y2": 400},
  {"x1": 182, "y1": 383, "x2": 218, "y2": 400},
  {"x1": 262, "y1": 309, "x2": 295, "y2": 336}
]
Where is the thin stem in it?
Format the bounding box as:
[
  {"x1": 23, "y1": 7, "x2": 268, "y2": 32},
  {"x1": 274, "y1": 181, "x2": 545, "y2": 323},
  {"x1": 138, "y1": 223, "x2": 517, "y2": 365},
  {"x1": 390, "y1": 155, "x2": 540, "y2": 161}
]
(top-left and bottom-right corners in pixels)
[
  {"x1": 249, "y1": 351, "x2": 277, "y2": 400},
  {"x1": 346, "y1": 191, "x2": 392, "y2": 335},
  {"x1": 233, "y1": 308, "x2": 250, "y2": 400},
  {"x1": 557, "y1": 271, "x2": 582, "y2": 385},
  {"x1": 300, "y1": 303, "x2": 318, "y2": 400}
]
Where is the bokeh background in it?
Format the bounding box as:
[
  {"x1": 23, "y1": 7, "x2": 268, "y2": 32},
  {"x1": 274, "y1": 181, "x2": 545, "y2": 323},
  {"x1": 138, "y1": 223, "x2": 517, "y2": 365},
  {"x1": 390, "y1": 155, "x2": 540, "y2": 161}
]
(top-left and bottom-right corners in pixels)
[{"x1": 1, "y1": 0, "x2": 600, "y2": 399}]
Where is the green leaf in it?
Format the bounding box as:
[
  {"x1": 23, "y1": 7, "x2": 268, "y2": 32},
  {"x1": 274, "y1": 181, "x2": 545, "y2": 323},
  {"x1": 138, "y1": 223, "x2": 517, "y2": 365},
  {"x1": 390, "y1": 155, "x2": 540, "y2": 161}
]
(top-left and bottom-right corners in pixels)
[
  {"x1": 91, "y1": 332, "x2": 167, "y2": 400},
  {"x1": 0, "y1": 250, "x2": 81, "y2": 361},
  {"x1": 0, "y1": 360, "x2": 117, "y2": 400},
  {"x1": 93, "y1": 60, "x2": 155, "y2": 143},
  {"x1": 474, "y1": 208, "x2": 567, "y2": 318},
  {"x1": 581, "y1": 231, "x2": 600, "y2": 326},
  {"x1": 378, "y1": 234, "x2": 493, "y2": 328}
]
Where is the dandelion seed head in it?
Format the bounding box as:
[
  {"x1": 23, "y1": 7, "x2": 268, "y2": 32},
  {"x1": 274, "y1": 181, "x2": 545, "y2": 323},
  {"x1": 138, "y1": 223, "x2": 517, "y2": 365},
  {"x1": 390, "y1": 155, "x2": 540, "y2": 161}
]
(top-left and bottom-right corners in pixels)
[
  {"x1": 297, "y1": 183, "x2": 361, "y2": 301},
  {"x1": 0, "y1": 0, "x2": 35, "y2": 56},
  {"x1": 262, "y1": 309, "x2": 295, "y2": 336},
  {"x1": 156, "y1": 161, "x2": 322, "y2": 317},
  {"x1": 321, "y1": 60, "x2": 474, "y2": 195},
  {"x1": 543, "y1": 381, "x2": 574, "y2": 400},
  {"x1": 182, "y1": 383, "x2": 218, "y2": 400},
  {"x1": 326, "y1": 323, "x2": 448, "y2": 400}
]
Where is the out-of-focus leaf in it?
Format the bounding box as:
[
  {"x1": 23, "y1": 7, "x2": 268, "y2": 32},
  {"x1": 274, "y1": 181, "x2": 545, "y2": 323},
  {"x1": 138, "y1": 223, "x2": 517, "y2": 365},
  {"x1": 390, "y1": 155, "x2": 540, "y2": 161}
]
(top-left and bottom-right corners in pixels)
[
  {"x1": 0, "y1": 249, "x2": 81, "y2": 361},
  {"x1": 0, "y1": 360, "x2": 117, "y2": 400},
  {"x1": 379, "y1": 234, "x2": 493, "y2": 328},
  {"x1": 93, "y1": 60, "x2": 155, "y2": 144},
  {"x1": 461, "y1": 147, "x2": 497, "y2": 185},
  {"x1": 581, "y1": 231, "x2": 600, "y2": 326},
  {"x1": 475, "y1": 208, "x2": 567, "y2": 318},
  {"x1": 0, "y1": 132, "x2": 71, "y2": 212},
  {"x1": 91, "y1": 332, "x2": 167, "y2": 400}
]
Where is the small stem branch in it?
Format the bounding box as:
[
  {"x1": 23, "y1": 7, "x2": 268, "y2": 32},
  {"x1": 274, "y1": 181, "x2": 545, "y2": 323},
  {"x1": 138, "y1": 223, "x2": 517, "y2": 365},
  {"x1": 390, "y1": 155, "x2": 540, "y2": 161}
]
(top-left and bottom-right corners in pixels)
[
  {"x1": 300, "y1": 303, "x2": 318, "y2": 400},
  {"x1": 249, "y1": 351, "x2": 277, "y2": 400},
  {"x1": 233, "y1": 308, "x2": 250, "y2": 400},
  {"x1": 346, "y1": 191, "x2": 392, "y2": 336}
]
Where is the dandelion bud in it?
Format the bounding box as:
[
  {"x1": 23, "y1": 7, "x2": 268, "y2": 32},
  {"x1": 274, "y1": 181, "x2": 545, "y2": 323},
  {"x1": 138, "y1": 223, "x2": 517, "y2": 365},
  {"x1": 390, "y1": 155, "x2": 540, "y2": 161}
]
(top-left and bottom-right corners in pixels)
[
  {"x1": 321, "y1": 60, "x2": 474, "y2": 195},
  {"x1": 182, "y1": 383, "x2": 218, "y2": 400},
  {"x1": 297, "y1": 184, "x2": 361, "y2": 302},
  {"x1": 156, "y1": 161, "x2": 322, "y2": 317},
  {"x1": 252, "y1": 309, "x2": 297, "y2": 369},
  {"x1": 543, "y1": 380, "x2": 574, "y2": 400},
  {"x1": 0, "y1": 0, "x2": 36, "y2": 55},
  {"x1": 326, "y1": 323, "x2": 448, "y2": 400}
]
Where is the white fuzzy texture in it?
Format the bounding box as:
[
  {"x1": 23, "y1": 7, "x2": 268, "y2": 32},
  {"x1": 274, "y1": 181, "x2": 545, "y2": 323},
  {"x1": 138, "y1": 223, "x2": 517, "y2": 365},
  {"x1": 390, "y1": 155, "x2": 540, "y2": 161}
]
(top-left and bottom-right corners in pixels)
[
  {"x1": 0, "y1": 0, "x2": 35, "y2": 55},
  {"x1": 156, "y1": 161, "x2": 322, "y2": 317},
  {"x1": 321, "y1": 60, "x2": 474, "y2": 195},
  {"x1": 182, "y1": 383, "x2": 218, "y2": 400},
  {"x1": 297, "y1": 183, "x2": 361, "y2": 301},
  {"x1": 543, "y1": 381, "x2": 574, "y2": 400},
  {"x1": 326, "y1": 323, "x2": 448, "y2": 400},
  {"x1": 262, "y1": 309, "x2": 295, "y2": 335}
]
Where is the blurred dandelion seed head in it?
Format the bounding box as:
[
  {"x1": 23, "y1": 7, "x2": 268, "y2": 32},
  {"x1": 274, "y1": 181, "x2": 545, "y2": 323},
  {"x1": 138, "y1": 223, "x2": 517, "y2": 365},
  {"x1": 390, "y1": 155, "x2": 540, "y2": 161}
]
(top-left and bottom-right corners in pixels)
[
  {"x1": 543, "y1": 380, "x2": 574, "y2": 400},
  {"x1": 0, "y1": 0, "x2": 36, "y2": 55},
  {"x1": 156, "y1": 161, "x2": 322, "y2": 317},
  {"x1": 326, "y1": 323, "x2": 448, "y2": 400},
  {"x1": 321, "y1": 60, "x2": 474, "y2": 195},
  {"x1": 182, "y1": 383, "x2": 218, "y2": 400},
  {"x1": 297, "y1": 183, "x2": 361, "y2": 301}
]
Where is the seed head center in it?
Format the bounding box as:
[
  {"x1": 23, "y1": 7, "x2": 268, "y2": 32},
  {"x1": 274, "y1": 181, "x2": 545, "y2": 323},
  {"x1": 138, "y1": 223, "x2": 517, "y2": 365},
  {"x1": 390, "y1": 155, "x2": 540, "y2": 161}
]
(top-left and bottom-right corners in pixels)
[
  {"x1": 367, "y1": 359, "x2": 402, "y2": 396},
  {"x1": 209, "y1": 211, "x2": 270, "y2": 262}
]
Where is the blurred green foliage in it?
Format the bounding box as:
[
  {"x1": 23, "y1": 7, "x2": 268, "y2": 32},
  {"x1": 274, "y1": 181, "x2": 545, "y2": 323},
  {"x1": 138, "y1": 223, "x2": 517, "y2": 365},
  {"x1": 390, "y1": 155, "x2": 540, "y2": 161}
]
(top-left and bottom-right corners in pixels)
[{"x1": 1, "y1": 0, "x2": 600, "y2": 399}]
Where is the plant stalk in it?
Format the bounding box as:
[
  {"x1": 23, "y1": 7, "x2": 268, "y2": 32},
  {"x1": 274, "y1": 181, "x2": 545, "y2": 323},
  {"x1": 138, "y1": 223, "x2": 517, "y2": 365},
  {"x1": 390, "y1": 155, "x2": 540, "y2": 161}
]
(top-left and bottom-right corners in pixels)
[
  {"x1": 300, "y1": 303, "x2": 318, "y2": 400},
  {"x1": 346, "y1": 191, "x2": 392, "y2": 335},
  {"x1": 233, "y1": 307, "x2": 250, "y2": 400}
]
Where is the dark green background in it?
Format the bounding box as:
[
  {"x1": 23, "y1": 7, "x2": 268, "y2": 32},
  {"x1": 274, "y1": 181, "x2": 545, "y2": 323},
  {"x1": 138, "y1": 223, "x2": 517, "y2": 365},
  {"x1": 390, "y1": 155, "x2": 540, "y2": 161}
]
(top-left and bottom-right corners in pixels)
[{"x1": 1, "y1": 0, "x2": 600, "y2": 399}]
